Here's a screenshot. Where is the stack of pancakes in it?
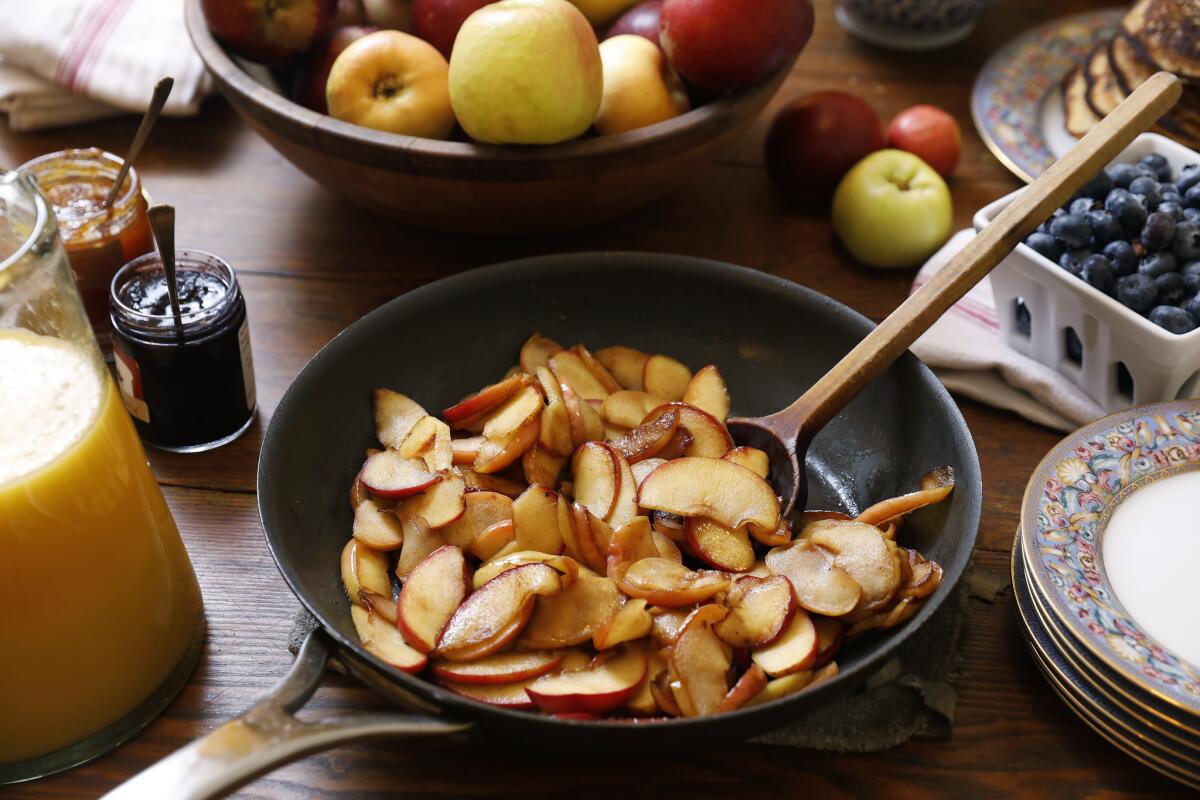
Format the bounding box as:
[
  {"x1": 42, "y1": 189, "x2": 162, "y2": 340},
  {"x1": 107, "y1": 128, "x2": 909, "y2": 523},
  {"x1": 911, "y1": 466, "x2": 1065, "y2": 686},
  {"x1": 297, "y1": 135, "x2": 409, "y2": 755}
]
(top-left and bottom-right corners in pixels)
[{"x1": 1063, "y1": 0, "x2": 1199, "y2": 148}]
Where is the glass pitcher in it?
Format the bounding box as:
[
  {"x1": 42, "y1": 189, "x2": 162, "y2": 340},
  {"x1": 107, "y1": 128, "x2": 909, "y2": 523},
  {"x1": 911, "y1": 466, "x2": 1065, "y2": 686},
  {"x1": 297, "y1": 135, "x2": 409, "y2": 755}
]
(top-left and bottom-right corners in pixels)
[{"x1": 0, "y1": 170, "x2": 204, "y2": 783}]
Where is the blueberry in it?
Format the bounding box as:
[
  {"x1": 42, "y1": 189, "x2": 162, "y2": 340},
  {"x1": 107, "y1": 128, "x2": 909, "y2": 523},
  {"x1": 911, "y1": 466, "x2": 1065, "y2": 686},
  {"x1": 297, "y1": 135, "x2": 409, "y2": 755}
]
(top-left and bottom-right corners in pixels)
[
  {"x1": 1141, "y1": 211, "x2": 1177, "y2": 251},
  {"x1": 1108, "y1": 163, "x2": 1141, "y2": 188},
  {"x1": 1148, "y1": 305, "x2": 1196, "y2": 334},
  {"x1": 1139, "y1": 252, "x2": 1177, "y2": 277},
  {"x1": 1186, "y1": 184, "x2": 1200, "y2": 209},
  {"x1": 1025, "y1": 231, "x2": 1063, "y2": 262},
  {"x1": 1104, "y1": 240, "x2": 1138, "y2": 277},
  {"x1": 1155, "y1": 271, "x2": 1187, "y2": 306},
  {"x1": 1106, "y1": 188, "x2": 1148, "y2": 231},
  {"x1": 1173, "y1": 221, "x2": 1200, "y2": 261},
  {"x1": 1185, "y1": 261, "x2": 1200, "y2": 293},
  {"x1": 1186, "y1": 292, "x2": 1200, "y2": 324},
  {"x1": 1157, "y1": 201, "x2": 1184, "y2": 221},
  {"x1": 1177, "y1": 164, "x2": 1200, "y2": 194},
  {"x1": 1087, "y1": 210, "x2": 1121, "y2": 245},
  {"x1": 1070, "y1": 197, "x2": 1096, "y2": 215},
  {"x1": 1081, "y1": 254, "x2": 1114, "y2": 292},
  {"x1": 1082, "y1": 170, "x2": 1113, "y2": 200},
  {"x1": 1130, "y1": 176, "x2": 1162, "y2": 208},
  {"x1": 1051, "y1": 213, "x2": 1093, "y2": 247},
  {"x1": 1186, "y1": 208, "x2": 1200, "y2": 223},
  {"x1": 1038, "y1": 208, "x2": 1064, "y2": 234},
  {"x1": 1059, "y1": 248, "x2": 1091, "y2": 276},
  {"x1": 1117, "y1": 273, "x2": 1158, "y2": 313},
  {"x1": 1161, "y1": 188, "x2": 1183, "y2": 205},
  {"x1": 1140, "y1": 153, "x2": 1172, "y2": 181}
]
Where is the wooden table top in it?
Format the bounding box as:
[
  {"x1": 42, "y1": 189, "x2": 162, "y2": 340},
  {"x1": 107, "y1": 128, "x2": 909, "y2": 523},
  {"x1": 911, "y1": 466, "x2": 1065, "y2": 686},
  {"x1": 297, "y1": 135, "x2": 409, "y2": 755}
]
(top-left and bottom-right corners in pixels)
[{"x1": 2, "y1": 0, "x2": 1191, "y2": 796}]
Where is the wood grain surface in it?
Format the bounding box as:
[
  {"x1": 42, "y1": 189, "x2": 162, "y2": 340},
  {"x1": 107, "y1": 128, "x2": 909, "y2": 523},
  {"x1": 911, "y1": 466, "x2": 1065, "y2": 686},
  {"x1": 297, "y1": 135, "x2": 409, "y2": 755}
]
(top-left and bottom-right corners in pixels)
[{"x1": 1, "y1": 0, "x2": 1191, "y2": 796}]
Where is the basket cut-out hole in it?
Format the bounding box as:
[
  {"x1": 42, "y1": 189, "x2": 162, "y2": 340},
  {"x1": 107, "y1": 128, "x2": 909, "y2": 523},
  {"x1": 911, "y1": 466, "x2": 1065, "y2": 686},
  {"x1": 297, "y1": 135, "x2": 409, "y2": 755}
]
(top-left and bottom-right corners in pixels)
[
  {"x1": 1116, "y1": 361, "x2": 1135, "y2": 402},
  {"x1": 1175, "y1": 370, "x2": 1200, "y2": 400},
  {"x1": 1064, "y1": 327, "x2": 1083, "y2": 366},
  {"x1": 1013, "y1": 298, "x2": 1031, "y2": 338}
]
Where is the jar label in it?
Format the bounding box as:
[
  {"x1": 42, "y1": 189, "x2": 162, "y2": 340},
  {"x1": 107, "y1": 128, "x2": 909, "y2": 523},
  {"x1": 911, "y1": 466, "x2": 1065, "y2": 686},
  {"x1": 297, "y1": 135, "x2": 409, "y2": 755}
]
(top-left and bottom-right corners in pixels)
[
  {"x1": 238, "y1": 318, "x2": 256, "y2": 411},
  {"x1": 112, "y1": 342, "x2": 150, "y2": 423}
]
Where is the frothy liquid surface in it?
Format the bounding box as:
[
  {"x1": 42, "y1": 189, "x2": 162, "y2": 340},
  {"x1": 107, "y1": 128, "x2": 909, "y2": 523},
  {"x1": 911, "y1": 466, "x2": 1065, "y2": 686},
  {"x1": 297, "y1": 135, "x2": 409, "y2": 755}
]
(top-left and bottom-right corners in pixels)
[
  {"x1": 1103, "y1": 470, "x2": 1200, "y2": 667},
  {"x1": 0, "y1": 330, "x2": 101, "y2": 485}
]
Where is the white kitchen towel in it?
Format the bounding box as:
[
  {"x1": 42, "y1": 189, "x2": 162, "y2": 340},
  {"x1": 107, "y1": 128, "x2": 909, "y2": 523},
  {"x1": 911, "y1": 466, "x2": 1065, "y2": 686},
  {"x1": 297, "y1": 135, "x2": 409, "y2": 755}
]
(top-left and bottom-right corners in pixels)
[
  {"x1": 910, "y1": 230, "x2": 1106, "y2": 432},
  {"x1": 0, "y1": 0, "x2": 212, "y2": 132}
]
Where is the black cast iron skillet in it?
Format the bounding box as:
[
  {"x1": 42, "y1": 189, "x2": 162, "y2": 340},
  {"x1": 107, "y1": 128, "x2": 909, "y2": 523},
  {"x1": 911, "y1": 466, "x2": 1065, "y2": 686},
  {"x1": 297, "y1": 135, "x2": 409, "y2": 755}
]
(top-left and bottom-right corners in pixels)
[{"x1": 103, "y1": 253, "x2": 981, "y2": 799}]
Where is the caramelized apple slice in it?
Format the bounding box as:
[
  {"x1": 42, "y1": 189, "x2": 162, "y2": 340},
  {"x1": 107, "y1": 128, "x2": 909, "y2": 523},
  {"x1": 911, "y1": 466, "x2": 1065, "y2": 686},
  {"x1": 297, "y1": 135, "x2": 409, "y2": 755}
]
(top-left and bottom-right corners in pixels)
[
  {"x1": 847, "y1": 596, "x2": 923, "y2": 637},
  {"x1": 602, "y1": 390, "x2": 664, "y2": 429},
  {"x1": 550, "y1": 350, "x2": 611, "y2": 402},
  {"x1": 897, "y1": 548, "x2": 943, "y2": 600},
  {"x1": 511, "y1": 484, "x2": 564, "y2": 555},
  {"x1": 443, "y1": 373, "x2": 531, "y2": 425},
  {"x1": 398, "y1": 415, "x2": 453, "y2": 471},
  {"x1": 650, "y1": 510, "x2": 686, "y2": 541},
  {"x1": 559, "y1": 379, "x2": 605, "y2": 446},
  {"x1": 678, "y1": 603, "x2": 729, "y2": 639},
  {"x1": 686, "y1": 517, "x2": 755, "y2": 573},
  {"x1": 750, "y1": 604, "x2": 818, "y2": 677},
  {"x1": 593, "y1": 597, "x2": 653, "y2": 649},
  {"x1": 431, "y1": 649, "x2": 564, "y2": 685},
  {"x1": 352, "y1": 499, "x2": 405, "y2": 551},
  {"x1": 570, "y1": 502, "x2": 610, "y2": 574},
  {"x1": 811, "y1": 615, "x2": 844, "y2": 668},
  {"x1": 681, "y1": 365, "x2": 730, "y2": 423},
  {"x1": 473, "y1": 551, "x2": 583, "y2": 589},
  {"x1": 642, "y1": 354, "x2": 691, "y2": 401},
  {"x1": 518, "y1": 573, "x2": 623, "y2": 649},
  {"x1": 572, "y1": 441, "x2": 621, "y2": 520},
  {"x1": 374, "y1": 389, "x2": 428, "y2": 450},
  {"x1": 649, "y1": 607, "x2": 691, "y2": 646},
  {"x1": 745, "y1": 670, "x2": 813, "y2": 708},
  {"x1": 631, "y1": 458, "x2": 667, "y2": 489},
  {"x1": 572, "y1": 343, "x2": 623, "y2": 394},
  {"x1": 670, "y1": 623, "x2": 731, "y2": 717},
  {"x1": 809, "y1": 521, "x2": 900, "y2": 615},
  {"x1": 470, "y1": 520, "x2": 515, "y2": 561},
  {"x1": 609, "y1": 408, "x2": 679, "y2": 464},
  {"x1": 394, "y1": 512, "x2": 446, "y2": 579},
  {"x1": 606, "y1": 515, "x2": 657, "y2": 574},
  {"x1": 526, "y1": 645, "x2": 647, "y2": 714},
  {"x1": 341, "y1": 538, "x2": 393, "y2": 603},
  {"x1": 451, "y1": 436, "x2": 484, "y2": 466},
  {"x1": 403, "y1": 470, "x2": 466, "y2": 529},
  {"x1": 718, "y1": 664, "x2": 769, "y2": 713},
  {"x1": 351, "y1": 605, "x2": 427, "y2": 674},
  {"x1": 652, "y1": 531, "x2": 683, "y2": 563},
  {"x1": 637, "y1": 457, "x2": 780, "y2": 535},
  {"x1": 625, "y1": 647, "x2": 665, "y2": 715},
  {"x1": 721, "y1": 446, "x2": 769, "y2": 479},
  {"x1": 606, "y1": 448, "x2": 638, "y2": 529},
  {"x1": 539, "y1": 395, "x2": 573, "y2": 457},
  {"x1": 641, "y1": 403, "x2": 732, "y2": 458},
  {"x1": 612, "y1": 557, "x2": 730, "y2": 607},
  {"x1": 397, "y1": 545, "x2": 469, "y2": 653},
  {"x1": 460, "y1": 469, "x2": 525, "y2": 498},
  {"x1": 473, "y1": 385, "x2": 543, "y2": 473},
  {"x1": 713, "y1": 575, "x2": 796, "y2": 648},
  {"x1": 522, "y1": 445, "x2": 566, "y2": 487},
  {"x1": 595, "y1": 346, "x2": 650, "y2": 390},
  {"x1": 519, "y1": 333, "x2": 563, "y2": 375},
  {"x1": 436, "y1": 563, "x2": 560, "y2": 661},
  {"x1": 855, "y1": 466, "x2": 954, "y2": 526},
  {"x1": 764, "y1": 540, "x2": 862, "y2": 617},
  {"x1": 360, "y1": 450, "x2": 440, "y2": 498},
  {"x1": 439, "y1": 490, "x2": 513, "y2": 549}
]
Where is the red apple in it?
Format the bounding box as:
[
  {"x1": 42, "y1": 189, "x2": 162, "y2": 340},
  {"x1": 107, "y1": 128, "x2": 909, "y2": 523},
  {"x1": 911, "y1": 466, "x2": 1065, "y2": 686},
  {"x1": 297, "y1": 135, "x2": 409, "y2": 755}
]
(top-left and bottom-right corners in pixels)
[
  {"x1": 363, "y1": 0, "x2": 414, "y2": 29},
  {"x1": 201, "y1": 0, "x2": 337, "y2": 64},
  {"x1": 885, "y1": 104, "x2": 961, "y2": 178},
  {"x1": 411, "y1": 0, "x2": 493, "y2": 58},
  {"x1": 293, "y1": 25, "x2": 377, "y2": 112},
  {"x1": 659, "y1": 0, "x2": 813, "y2": 92},
  {"x1": 606, "y1": 0, "x2": 662, "y2": 48},
  {"x1": 764, "y1": 90, "x2": 883, "y2": 205}
]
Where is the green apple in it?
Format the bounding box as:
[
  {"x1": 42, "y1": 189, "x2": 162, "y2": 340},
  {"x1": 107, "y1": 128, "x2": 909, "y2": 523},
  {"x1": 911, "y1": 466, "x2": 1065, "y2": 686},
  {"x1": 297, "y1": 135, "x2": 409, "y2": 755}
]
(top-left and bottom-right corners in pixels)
[
  {"x1": 448, "y1": 0, "x2": 602, "y2": 144},
  {"x1": 831, "y1": 149, "x2": 952, "y2": 269}
]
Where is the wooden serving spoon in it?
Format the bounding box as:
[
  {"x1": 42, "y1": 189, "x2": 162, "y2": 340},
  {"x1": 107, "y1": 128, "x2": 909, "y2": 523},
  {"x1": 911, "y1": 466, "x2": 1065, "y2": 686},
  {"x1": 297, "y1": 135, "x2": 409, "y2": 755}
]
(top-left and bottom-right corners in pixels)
[{"x1": 727, "y1": 71, "x2": 1182, "y2": 517}]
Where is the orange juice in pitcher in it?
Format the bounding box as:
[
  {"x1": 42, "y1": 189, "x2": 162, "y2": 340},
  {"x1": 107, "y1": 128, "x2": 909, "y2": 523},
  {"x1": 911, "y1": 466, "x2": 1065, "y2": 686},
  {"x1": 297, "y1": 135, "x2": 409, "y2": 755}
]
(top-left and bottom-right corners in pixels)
[{"x1": 0, "y1": 170, "x2": 203, "y2": 782}]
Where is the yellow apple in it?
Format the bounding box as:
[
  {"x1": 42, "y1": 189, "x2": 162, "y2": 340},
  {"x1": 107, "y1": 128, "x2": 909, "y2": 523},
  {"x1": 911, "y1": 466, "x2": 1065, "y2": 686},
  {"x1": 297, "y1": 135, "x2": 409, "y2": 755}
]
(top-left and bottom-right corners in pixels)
[
  {"x1": 567, "y1": 0, "x2": 639, "y2": 26},
  {"x1": 594, "y1": 34, "x2": 689, "y2": 136},
  {"x1": 448, "y1": 0, "x2": 602, "y2": 144},
  {"x1": 326, "y1": 30, "x2": 456, "y2": 138},
  {"x1": 831, "y1": 149, "x2": 952, "y2": 269}
]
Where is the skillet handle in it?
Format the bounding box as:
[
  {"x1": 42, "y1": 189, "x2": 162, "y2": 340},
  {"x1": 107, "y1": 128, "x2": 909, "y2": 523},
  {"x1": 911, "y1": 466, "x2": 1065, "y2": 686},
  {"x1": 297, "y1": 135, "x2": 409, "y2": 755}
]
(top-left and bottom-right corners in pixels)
[{"x1": 100, "y1": 630, "x2": 473, "y2": 800}]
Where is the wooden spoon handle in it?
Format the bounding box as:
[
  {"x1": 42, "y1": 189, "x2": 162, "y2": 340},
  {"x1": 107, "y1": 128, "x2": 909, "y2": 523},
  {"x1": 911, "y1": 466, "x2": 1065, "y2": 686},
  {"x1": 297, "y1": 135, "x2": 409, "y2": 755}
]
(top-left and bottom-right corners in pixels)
[{"x1": 767, "y1": 70, "x2": 1181, "y2": 444}]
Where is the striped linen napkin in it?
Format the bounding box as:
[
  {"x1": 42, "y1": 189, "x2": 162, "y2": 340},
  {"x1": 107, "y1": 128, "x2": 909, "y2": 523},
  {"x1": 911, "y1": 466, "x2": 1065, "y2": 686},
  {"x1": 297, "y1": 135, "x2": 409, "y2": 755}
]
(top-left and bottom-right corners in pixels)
[
  {"x1": 910, "y1": 230, "x2": 1106, "y2": 432},
  {"x1": 0, "y1": 0, "x2": 212, "y2": 132}
]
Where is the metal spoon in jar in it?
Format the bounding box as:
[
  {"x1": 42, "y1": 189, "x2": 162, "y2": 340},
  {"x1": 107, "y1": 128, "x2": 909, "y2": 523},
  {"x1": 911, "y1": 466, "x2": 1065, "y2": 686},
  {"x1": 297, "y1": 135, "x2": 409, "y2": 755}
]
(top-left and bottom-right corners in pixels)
[
  {"x1": 103, "y1": 77, "x2": 173, "y2": 211},
  {"x1": 147, "y1": 203, "x2": 184, "y2": 331}
]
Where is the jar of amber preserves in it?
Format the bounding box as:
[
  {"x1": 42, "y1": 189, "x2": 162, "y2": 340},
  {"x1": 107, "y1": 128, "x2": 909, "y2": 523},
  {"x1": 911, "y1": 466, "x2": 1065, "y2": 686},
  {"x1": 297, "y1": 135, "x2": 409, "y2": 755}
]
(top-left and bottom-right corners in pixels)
[{"x1": 19, "y1": 148, "x2": 153, "y2": 344}]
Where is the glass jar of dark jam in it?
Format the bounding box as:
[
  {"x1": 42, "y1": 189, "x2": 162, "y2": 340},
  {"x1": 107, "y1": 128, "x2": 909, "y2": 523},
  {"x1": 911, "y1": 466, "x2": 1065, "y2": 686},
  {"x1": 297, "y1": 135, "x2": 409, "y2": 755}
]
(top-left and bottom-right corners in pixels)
[{"x1": 109, "y1": 250, "x2": 256, "y2": 452}]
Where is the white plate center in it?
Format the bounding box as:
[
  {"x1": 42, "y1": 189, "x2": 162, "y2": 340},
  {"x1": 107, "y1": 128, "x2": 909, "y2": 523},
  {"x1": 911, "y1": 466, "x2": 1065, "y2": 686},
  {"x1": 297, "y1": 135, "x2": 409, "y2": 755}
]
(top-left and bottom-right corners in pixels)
[{"x1": 1102, "y1": 470, "x2": 1200, "y2": 668}]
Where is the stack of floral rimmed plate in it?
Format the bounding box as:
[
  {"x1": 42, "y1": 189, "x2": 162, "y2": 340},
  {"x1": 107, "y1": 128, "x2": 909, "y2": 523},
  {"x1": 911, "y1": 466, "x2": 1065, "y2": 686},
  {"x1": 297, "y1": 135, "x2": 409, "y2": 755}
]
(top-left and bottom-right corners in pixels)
[{"x1": 1013, "y1": 399, "x2": 1200, "y2": 789}]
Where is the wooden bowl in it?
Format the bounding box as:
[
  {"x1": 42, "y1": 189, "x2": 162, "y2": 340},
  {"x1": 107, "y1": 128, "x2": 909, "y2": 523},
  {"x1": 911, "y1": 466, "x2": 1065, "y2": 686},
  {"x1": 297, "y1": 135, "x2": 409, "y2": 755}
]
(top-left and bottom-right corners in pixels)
[{"x1": 183, "y1": 0, "x2": 791, "y2": 237}]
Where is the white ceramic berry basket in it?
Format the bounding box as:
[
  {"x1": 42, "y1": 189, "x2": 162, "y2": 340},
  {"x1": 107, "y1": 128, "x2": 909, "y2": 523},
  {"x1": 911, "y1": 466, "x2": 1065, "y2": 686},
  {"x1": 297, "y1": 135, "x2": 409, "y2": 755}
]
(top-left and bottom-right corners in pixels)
[{"x1": 974, "y1": 133, "x2": 1200, "y2": 414}]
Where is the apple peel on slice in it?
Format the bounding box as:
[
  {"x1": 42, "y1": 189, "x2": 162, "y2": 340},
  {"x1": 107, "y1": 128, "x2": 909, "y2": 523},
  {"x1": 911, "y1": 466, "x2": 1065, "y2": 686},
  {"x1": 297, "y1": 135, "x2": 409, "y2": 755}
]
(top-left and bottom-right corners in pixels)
[
  {"x1": 751, "y1": 607, "x2": 818, "y2": 677},
  {"x1": 612, "y1": 557, "x2": 729, "y2": 607},
  {"x1": 402, "y1": 470, "x2": 466, "y2": 529},
  {"x1": 352, "y1": 605, "x2": 427, "y2": 674},
  {"x1": 572, "y1": 343, "x2": 623, "y2": 395},
  {"x1": 473, "y1": 551, "x2": 582, "y2": 589},
  {"x1": 360, "y1": 450, "x2": 440, "y2": 498},
  {"x1": 397, "y1": 545, "x2": 469, "y2": 653},
  {"x1": 637, "y1": 457, "x2": 780, "y2": 535},
  {"x1": 641, "y1": 403, "x2": 732, "y2": 459},
  {"x1": 713, "y1": 575, "x2": 796, "y2": 648},
  {"x1": 526, "y1": 646, "x2": 648, "y2": 714},
  {"x1": 436, "y1": 563, "x2": 560, "y2": 661},
  {"x1": 854, "y1": 466, "x2": 954, "y2": 527},
  {"x1": 609, "y1": 408, "x2": 680, "y2": 464},
  {"x1": 572, "y1": 441, "x2": 622, "y2": 520},
  {"x1": 764, "y1": 539, "x2": 862, "y2": 617},
  {"x1": 718, "y1": 664, "x2": 769, "y2": 713},
  {"x1": 721, "y1": 446, "x2": 769, "y2": 479},
  {"x1": 438, "y1": 490, "x2": 512, "y2": 549},
  {"x1": 341, "y1": 538, "x2": 393, "y2": 604},
  {"x1": 443, "y1": 373, "x2": 531, "y2": 425},
  {"x1": 431, "y1": 649, "x2": 564, "y2": 685}
]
